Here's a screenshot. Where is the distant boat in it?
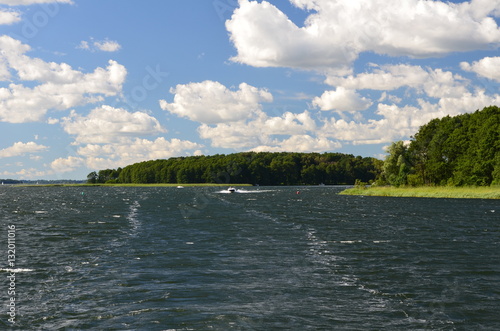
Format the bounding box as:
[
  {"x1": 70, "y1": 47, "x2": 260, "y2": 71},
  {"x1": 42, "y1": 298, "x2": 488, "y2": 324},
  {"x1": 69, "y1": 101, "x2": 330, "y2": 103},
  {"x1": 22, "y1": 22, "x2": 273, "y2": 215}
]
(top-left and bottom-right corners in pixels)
[
  {"x1": 227, "y1": 187, "x2": 236, "y2": 193},
  {"x1": 176, "y1": 185, "x2": 184, "y2": 189}
]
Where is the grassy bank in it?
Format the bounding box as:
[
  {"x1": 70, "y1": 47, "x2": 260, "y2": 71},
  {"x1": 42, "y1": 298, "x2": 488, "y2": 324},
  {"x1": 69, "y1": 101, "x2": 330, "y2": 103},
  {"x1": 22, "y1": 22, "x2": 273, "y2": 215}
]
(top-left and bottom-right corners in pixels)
[
  {"x1": 15, "y1": 183, "x2": 253, "y2": 188},
  {"x1": 339, "y1": 186, "x2": 500, "y2": 199}
]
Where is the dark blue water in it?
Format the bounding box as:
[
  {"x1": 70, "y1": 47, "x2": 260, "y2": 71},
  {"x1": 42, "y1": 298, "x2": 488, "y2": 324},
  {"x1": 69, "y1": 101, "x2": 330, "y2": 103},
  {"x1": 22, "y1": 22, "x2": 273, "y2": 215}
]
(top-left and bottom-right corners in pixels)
[{"x1": 0, "y1": 186, "x2": 499, "y2": 330}]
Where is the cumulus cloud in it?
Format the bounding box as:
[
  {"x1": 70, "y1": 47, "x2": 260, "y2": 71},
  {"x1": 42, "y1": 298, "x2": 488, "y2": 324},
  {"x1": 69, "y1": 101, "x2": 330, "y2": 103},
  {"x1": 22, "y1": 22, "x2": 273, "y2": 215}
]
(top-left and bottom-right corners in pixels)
[
  {"x1": 77, "y1": 38, "x2": 121, "y2": 52},
  {"x1": 50, "y1": 156, "x2": 84, "y2": 173},
  {"x1": 313, "y1": 87, "x2": 373, "y2": 111},
  {"x1": 262, "y1": 110, "x2": 317, "y2": 135},
  {"x1": 251, "y1": 135, "x2": 341, "y2": 153},
  {"x1": 76, "y1": 137, "x2": 202, "y2": 170},
  {"x1": 461, "y1": 56, "x2": 500, "y2": 82},
  {"x1": 459, "y1": 0, "x2": 500, "y2": 20},
  {"x1": 306, "y1": 57, "x2": 500, "y2": 146},
  {"x1": 198, "y1": 122, "x2": 265, "y2": 150},
  {"x1": 227, "y1": 0, "x2": 500, "y2": 72},
  {"x1": 0, "y1": 141, "x2": 48, "y2": 158},
  {"x1": 0, "y1": 36, "x2": 127, "y2": 123},
  {"x1": 160, "y1": 80, "x2": 273, "y2": 124},
  {"x1": 197, "y1": 110, "x2": 334, "y2": 152},
  {"x1": 326, "y1": 64, "x2": 469, "y2": 99},
  {"x1": 59, "y1": 105, "x2": 201, "y2": 170},
  {"x1": 226, "y1": 0, "x2": 356, "y2": 73},
  {"x1": 62, "y1": 106, "x2": 166, "y2": 144},
  {"x1": 0, "y1": 10, "x2": 20, "y2": 24},
  {"x1": 94, "y1": 40, "x2": 121, "y2": 52}
]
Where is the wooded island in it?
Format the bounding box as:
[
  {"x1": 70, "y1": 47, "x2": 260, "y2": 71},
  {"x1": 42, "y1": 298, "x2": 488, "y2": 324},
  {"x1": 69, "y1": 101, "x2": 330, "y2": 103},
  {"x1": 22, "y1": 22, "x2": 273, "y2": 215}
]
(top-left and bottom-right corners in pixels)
[{"x1": 87, "y1": 152, "x2": 382, "y2": 186}]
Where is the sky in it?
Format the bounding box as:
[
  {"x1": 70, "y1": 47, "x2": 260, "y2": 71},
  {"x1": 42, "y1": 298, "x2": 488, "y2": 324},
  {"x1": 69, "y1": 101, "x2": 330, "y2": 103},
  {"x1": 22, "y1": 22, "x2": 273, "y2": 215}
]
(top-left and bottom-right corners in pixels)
[{"x1": 0, "y1": 0, "x2": 499, "y2": 180}]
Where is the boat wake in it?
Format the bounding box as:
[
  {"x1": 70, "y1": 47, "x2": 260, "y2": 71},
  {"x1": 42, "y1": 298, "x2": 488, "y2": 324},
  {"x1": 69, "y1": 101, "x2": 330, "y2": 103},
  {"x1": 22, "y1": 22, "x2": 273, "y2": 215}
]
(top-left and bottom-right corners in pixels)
[
  {"x1": 216, "y1": 189, "x2": 275, "y2": 194},
  {"x1": 127, "y1": 200, "x2": 141, "y2": 237}
]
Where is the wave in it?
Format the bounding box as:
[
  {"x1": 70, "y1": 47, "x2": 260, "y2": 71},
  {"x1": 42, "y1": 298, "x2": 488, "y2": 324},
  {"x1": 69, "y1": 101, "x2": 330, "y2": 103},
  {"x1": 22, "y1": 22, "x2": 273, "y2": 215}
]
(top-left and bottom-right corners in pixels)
[
  {"x1": 216, "y1": 189, "x2": 276, "y2": 194},
  {"x1": 0, "y1": 268, "x2": 34, "y2": 272}
]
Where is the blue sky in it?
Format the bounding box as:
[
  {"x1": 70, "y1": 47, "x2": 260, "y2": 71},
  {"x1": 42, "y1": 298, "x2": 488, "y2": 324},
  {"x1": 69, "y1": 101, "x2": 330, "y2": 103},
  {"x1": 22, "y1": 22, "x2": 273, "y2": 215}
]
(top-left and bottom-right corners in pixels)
[{"x1": 0, "y1": 0, "x2": 499, "y2": 180}]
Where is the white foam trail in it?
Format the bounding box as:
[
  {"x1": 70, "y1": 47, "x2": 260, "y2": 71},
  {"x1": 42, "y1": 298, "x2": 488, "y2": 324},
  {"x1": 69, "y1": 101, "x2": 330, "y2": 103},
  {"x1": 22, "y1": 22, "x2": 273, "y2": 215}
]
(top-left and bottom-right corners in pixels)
[
  {"x1": 216, "y1": 189, "x2": 275, "y2": 194},
  {"x1": 127, "y1": 200, "x2": 141, "y2": 237}
]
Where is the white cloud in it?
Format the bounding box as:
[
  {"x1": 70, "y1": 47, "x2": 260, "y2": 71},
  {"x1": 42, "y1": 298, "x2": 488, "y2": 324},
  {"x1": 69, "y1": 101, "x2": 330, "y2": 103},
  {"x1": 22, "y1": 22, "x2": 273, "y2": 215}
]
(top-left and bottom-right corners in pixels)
[
  {"x1": 325, "y1": 64, "x2": 469, "y2": 98},
  {"x1": 378, "y1": 92, "x2": 402, "y2": 104},
  {"x1": 252, "y1": 135, "x2": 341, "y2": 153},
  {"x1": 94, "y1": 40, "x2": 121, "y2": 52},
  {"x1": 307, "y1": 57, "x2": 500, "y2": 146},
  {"x1": 198, "y1": 110, "x2": 327, "y2": 151},
  {"x1": 0, "y1": 0, "x2": 72, "y2": 5},
  {"x1": 326, "y1": 64, "x2": 429, "y2": 91},
  {"x1": 50, "y1": 156, "x2": 84, "y2": 173},
  {"x1": 0, "y1": 141, "x2": 48, "y2": 158},
  {"x1": 77, "y1": 38, "x2": 121, "y2": 52},
  {"x1": 227, "y1": 0, "x2": 500, "y2": 73},
  {"x1": 160, "y1": 80, "x2": 273, "y2": 124},
  {"x1": 459, "y1": 0, "x2": 500, "y2": 20},
  {"x1": 262, "y1": 110, "x2": 317, "y2": 134},
  {"x1": 313, "y1": 87, "x2": 373, "y2": 112},
  {"x1": 77, "y1": 137, "x2": 203, "y2": 170},
  {"x1": 62, "y1": 105, "x2": 166, "y2": 144},
  {"x1": 461, "y1": 56, "x2": 500, "y2": 82},
  {"x1": 0, "y1": 36, "x2": 127, "y2": 123},
  {"x1": 423, "y1": 89, "x2": 500, "y2": 117},
  {"x1": 198, "y1": 122, "x2": 265, "y2": 150},
  {"x1": 76, "y1": 40, "x2": 89, "y2": 50},
  {"x1": 0, "y1": 10, "x2": 20, "y2": 25},
  {"x1": 226, "y1": 0, "x2": 356, "y2": 73}
]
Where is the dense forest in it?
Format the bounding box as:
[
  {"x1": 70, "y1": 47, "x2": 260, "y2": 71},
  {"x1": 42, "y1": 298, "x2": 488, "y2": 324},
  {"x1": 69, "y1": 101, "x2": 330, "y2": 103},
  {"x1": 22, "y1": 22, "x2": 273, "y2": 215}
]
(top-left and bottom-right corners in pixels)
[
  {"x1": 87, "y1": 152, "x2": 382, "y2": 186},
  {"x1": 381, "y1": 106, "x2": 499, "y2": 186}
]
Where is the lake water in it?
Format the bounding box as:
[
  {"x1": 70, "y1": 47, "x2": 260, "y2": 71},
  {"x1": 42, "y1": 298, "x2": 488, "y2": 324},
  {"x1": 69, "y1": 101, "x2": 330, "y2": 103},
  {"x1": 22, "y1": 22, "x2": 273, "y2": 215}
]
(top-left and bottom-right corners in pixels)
[{"x1": 0, "y1": 186, "x2": 499, "y2": 330}]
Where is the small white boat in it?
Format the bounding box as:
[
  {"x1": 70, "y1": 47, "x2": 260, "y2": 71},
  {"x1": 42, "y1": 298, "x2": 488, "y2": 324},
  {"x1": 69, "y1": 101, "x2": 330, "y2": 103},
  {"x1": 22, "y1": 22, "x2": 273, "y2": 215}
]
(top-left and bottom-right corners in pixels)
[
  {"x1": 227, "y1": 187, "x2": 236, "y2": 193},
  {"x1": 176, "y1": 185, "x2": 184, "y2": 189}
]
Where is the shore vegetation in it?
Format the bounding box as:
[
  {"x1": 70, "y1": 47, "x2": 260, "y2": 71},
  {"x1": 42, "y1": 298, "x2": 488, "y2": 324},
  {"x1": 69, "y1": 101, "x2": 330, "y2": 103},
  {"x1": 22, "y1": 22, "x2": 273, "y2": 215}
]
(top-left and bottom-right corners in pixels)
[{"x1": 340, "y1": 185, "x2": 500, "y2": 199}]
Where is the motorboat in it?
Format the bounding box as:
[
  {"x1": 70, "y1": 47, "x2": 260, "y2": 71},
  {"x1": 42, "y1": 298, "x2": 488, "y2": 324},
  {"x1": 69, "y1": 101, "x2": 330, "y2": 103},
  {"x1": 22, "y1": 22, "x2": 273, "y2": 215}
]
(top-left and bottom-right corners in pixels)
[{"x1": 227, "y1": 187, "x2": 236, "y2": 193}]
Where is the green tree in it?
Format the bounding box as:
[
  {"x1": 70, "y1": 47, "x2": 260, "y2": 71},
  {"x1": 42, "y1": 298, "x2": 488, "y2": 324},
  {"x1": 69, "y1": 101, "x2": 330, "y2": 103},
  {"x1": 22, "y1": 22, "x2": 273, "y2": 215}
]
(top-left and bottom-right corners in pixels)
[
  {"x1": 383, "y1": 141, "x2": 411, "y2": 186},
  {"x1": 86, "y1": 171, "x2": 98, "y2": 184}
]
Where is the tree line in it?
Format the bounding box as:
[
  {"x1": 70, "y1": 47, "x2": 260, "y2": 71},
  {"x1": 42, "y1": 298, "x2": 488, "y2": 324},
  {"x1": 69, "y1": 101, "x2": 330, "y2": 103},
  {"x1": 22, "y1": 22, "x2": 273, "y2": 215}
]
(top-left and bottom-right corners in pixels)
[
  {"x1": 87, "y1": 152, "x2": 382, "y2": 186},
  {"x1": 381, "y1": 105, "x2": 499, "y2": 186}
]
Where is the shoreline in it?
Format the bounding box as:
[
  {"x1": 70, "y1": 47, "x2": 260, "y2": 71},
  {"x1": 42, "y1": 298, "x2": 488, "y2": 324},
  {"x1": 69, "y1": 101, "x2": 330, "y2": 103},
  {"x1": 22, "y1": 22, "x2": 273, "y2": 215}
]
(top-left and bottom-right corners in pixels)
[{"x1": 339, "y1": 186, "x2": 500, "y2": 199}]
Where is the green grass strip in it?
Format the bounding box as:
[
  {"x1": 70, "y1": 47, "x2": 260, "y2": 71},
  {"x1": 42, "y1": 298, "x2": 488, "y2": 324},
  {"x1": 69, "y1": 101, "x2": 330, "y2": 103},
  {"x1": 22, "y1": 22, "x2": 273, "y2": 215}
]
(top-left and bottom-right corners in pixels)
[{"x1": 339, "y1": 186, "x2": 500, "y2": 199}]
